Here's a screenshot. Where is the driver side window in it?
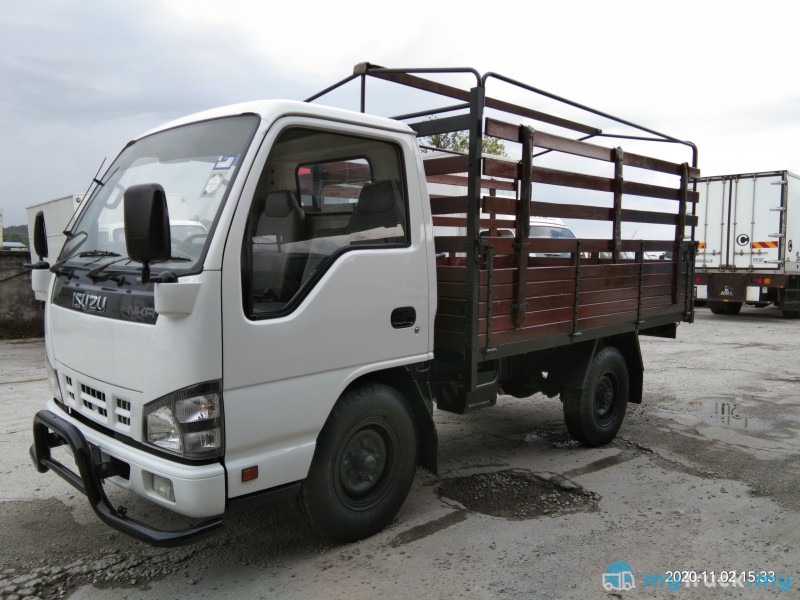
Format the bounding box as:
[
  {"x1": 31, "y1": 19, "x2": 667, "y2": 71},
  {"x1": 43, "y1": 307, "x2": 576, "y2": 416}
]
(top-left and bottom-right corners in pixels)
[{"x1": 242, "y1": 127, "x2": 408, "y2": 319}]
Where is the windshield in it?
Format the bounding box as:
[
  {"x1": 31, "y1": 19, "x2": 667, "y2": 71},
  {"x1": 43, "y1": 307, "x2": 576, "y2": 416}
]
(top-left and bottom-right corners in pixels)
[
  {"x1": 530, "y1": 225, "x2": 576, "y2": 239},
  {"x1": 59, "y1": 114, "x2": 259, "y2": 272}
]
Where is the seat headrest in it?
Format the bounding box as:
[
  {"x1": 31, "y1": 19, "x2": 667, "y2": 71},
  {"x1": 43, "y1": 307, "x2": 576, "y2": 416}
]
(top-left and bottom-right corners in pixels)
[
  {"x1": 356, "y1": 181, "x2": 398, "y2": 214},
  {"x1": 264, "y1": 191, "x2": 300, "y2": 218}
]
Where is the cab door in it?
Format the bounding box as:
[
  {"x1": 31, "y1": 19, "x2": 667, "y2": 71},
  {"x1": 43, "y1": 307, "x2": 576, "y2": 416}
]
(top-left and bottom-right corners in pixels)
[{"x1": 220, "y1": 117, "x2": 433, "y2": 498}]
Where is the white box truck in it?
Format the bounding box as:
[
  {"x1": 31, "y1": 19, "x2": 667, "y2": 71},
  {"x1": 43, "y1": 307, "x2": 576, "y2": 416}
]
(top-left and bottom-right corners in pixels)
[
  {"x1": 28, "y1": 63, "x2": 698, "y2": 546},
  {"x1": 26, "y1": 194, "x2": 86, "y2": 260},
  {"x1": 693, "y1": 171, "x2": 800, "y2": 317}
]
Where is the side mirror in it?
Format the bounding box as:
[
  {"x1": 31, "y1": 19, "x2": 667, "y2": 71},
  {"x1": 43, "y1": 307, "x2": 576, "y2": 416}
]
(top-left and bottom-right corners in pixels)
[
  {"x1": 27, "y1": 211, "x2": 51, "y2": 300},
  {"x1": 124, "y1": 183, "x2": 172, "y2": 283},
  {"x1": 33, "y1": 211, "x2": 48, "y2": 261}
]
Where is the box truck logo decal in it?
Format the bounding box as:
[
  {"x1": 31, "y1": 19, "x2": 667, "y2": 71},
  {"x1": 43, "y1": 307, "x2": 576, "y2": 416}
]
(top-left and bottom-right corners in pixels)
[{"x1": 736, "y1": 234, "x2": 750, "y2": 246}]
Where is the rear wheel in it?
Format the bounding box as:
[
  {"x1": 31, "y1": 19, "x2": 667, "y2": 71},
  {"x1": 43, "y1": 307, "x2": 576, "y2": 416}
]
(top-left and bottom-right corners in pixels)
[
  {"x1": 562, "y1": 347, "x2": 629, "y2": 447},
  {"x1": 298, "y1": 383, "x2": 417, "y2": 542},
  {"x1": 708, "y1": 301, "x2": 742, "y2": 315}
]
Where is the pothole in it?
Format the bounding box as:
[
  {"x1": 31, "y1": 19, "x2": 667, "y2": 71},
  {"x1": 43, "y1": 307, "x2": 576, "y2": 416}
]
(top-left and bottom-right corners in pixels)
[{"x1": 438, "y1": 469, "x2": 599, "y2": 519}]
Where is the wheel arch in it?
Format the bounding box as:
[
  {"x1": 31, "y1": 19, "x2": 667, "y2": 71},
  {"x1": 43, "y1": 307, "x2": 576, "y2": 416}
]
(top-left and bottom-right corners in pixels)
[
  {"x1": 607, "y1": 333, "x2": 643, "y2": 405},
  {"x1": 338, "y1": 366, "x2": 438, "y2": 475},
  {"x1": 547, "y1": 334, "x2": 643, "y2": 405}
]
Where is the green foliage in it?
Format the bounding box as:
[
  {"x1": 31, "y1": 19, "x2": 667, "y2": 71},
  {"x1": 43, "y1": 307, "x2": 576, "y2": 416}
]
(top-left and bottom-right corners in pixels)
[
  {"x1": 422, "y1": 120, "x2": 506, "y2": 156},
  {"x1": 3, "y1": 225, "x2": 28, "y2": 244}
]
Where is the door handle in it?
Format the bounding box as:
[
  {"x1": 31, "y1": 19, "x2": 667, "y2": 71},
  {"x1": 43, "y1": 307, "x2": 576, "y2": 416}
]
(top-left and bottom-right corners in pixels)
[{"x1": 391, "y1": 306, "x2": 416, "y2": 329}]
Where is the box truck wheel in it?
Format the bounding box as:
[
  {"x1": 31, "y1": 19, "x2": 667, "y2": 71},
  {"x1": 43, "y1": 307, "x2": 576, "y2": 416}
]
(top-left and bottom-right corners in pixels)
[
  {"x1": 562, "y1": 347, "x2": 629, "y2": 447},
  {"x1": 298, "y1": 383, "x2": 418, "y2": 542},
  {"x1": 708, "y1": 302, "x2": 742, "y2": 315}
]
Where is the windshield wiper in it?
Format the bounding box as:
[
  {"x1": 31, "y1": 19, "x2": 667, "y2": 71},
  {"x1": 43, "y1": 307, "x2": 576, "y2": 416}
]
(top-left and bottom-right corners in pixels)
[
  {"x1": 79, "y1": 250, "x2": 121, "y2": 258},
  {"x1": 50, "y1": 250, "x2": 123, "y2": 280},
  {"x1": 87, "y1": 258, "x2": 130, "y2": 283},
  {"x1": 50, "y1": 258, "x2": 77, "y2": 279}
]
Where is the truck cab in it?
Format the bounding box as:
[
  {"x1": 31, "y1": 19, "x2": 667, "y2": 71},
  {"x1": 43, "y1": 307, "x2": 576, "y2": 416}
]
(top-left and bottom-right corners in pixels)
[{"x1": 32, "y1": 100, "x2": 436, "y2": 544}]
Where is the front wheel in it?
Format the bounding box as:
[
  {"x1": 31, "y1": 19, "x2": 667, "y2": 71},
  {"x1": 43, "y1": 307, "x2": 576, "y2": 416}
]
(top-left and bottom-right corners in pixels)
[
  {"x1": 297, "y1": 383, "x2": 418, "y2": 542},
  {"x1": 562, "y1": 346, "x2": 629, "y2": 447}
]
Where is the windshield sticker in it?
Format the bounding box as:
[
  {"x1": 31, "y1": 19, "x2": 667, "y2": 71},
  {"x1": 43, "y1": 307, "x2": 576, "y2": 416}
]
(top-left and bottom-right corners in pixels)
[
  {"x1": 202, "y1": 172, "x2": 225, "y2": 196},
  {"x1": 213, "y1": 154, "x2": 237, "y2": 170}
]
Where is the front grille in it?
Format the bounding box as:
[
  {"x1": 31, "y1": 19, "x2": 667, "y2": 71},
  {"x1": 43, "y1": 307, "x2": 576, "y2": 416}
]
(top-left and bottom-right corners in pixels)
[
  {"x1": 81, "y1": 383, "x2": 107, "y2": 417},
  {"x1": 116, "y1": 399, "x2": 132, "y2": 426},
  {"x1": 60, "y1": 373, "x2": 132, "y2": 434}
]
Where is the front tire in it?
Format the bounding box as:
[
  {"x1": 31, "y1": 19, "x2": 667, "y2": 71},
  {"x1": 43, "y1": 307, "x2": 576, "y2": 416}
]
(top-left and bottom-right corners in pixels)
[
  {"x1": 562, "y1": 346, "x2": 629, "y2": 447},
  {"x1": 298, "y1": 383, "x2": 418, "y2": 542}
]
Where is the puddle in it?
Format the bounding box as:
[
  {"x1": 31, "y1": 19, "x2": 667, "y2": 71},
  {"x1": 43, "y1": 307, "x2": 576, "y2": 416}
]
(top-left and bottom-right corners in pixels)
[
  {"x1": 697, "y1": 398, "x2": 771, "y2": 433},
  {"x1": 438, "y1": 469, "x2": 599, "y2": 520}
]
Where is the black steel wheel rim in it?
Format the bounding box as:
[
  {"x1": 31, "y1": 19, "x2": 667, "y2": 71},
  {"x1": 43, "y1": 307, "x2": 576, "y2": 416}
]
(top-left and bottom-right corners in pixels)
[
  {"x1": 594, "y1": 374, "x2": 616, "y2": 423},
  {"x1": 336, "y1": 424, "x2": 393, "y2": 507}
]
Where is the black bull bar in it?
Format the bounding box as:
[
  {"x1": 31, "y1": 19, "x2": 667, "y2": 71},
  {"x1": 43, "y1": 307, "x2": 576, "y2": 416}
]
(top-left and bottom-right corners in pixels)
[{"x1": 30, "y1": 409, "x2": 223, "y2": 546}]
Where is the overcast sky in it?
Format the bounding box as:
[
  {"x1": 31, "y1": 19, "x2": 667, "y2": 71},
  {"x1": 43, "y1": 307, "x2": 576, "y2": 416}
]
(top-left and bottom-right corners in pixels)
[{"x1": 1, "y1": 0, "x2": 799, "y2": 226}]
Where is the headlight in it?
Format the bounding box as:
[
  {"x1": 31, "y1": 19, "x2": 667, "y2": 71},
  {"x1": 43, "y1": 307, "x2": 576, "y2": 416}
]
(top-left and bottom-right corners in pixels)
[
  {"x1": 45, "y1": 354, "x2": 62, "y2": 403},
  {"x1": 143, "y1": 381, "x2": 224, "y2": 459}
]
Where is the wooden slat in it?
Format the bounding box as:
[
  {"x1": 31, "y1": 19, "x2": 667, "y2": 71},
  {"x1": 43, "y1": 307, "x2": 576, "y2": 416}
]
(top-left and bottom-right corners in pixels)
[
  {"x1": 624, "y1": 153, "x2": 700, "y2": 179},
  {"x1": 430, "y1": 195, "x2": 468, "y2": 215},
  {"x1": 484, "y1": 96, "x2": 599, "y2": 136},
  {"x1": 483, "y1": 158, "x2": 697, "y2": 203},
  {"x1": 434, "y1": 236, "x2": 468, "y2": 253},
  {"x1": 410, "y1": 114, "x2": 472, "y2": 136},
  {"x1": 437, "y1": 298, "x2": 467, "y2": 316},
  {"x1": 433, "y1": 216, "x2": 468, "y2": 228},
  {"x1": 435, "y1": 313, "x2": 469, "y2": 333},
  {"x1": 424, "y1": 154, "x2": 469, "y2": 176},
  {"x1": 436, "y1": 265, "x2": 467, "y2": 282},
  {"x1": 535, "y1": 201, "x2": 613, "y2": 222},
  {"x1": 427, "y1": 173, "x2": 516, "y2": 191},
  {"x1": 484, "y1": 117, "x2": 698, "y2": 177},
  {"x1": 437, "y1": 281, "x2": 465, "y2": 298},
  {"x1": 482, "y1": 198, "x2": 697, "y2": 228}
]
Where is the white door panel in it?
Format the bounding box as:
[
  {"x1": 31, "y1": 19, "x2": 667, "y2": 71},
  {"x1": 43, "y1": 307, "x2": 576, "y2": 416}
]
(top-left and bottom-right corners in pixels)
[{"x1": 221, "y1": 246, "x2": 430, "y2": 497}]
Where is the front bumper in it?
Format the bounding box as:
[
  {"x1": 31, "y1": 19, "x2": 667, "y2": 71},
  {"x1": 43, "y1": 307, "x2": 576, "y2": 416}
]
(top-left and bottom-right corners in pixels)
[{"x1": 30, "y1": 409, "x2": 224, "y2": 546}]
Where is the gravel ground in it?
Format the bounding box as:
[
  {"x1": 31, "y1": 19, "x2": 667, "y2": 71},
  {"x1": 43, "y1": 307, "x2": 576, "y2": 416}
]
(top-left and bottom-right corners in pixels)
[{"x1": 1, "y1": 305, "x2": 798, "y2": 599}]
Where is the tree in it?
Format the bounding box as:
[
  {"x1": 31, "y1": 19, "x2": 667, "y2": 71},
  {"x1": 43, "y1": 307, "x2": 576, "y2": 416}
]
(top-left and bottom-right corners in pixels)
[
  {"x1": 3, "y1": 225, "x2": 28, "y2": 244},
  {"x1": 422, "y1": 121, "x2": 506, "y2": 156}
]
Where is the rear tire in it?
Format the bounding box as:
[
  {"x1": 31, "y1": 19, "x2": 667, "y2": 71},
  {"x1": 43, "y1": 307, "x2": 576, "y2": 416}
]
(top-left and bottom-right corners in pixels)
[
  {"x1": 298, "y1": 383, "x2": 417, "y2": 542},
  {"x1": 708, "y1": 301, "x2": 742, "y2": 315},
  {"x1": 562, "y1": 347, "x2": 629, "y2": 447},
  {"x1": 725, "y1": 302, "x2": 743, "y2": 315}
]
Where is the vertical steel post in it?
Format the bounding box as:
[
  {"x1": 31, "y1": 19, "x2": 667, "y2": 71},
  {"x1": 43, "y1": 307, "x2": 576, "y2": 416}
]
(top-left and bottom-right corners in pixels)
[
  {"x1": 613, "y1": 147, "x2": 624, "y2": 261},
  {"x1": 676, "y1": 163, "x2": 689, "y2": 304},
  {"x1": 465, "y1": 85, "x2": 486, "y2": 394},
  {"x1": 514, "y1": 126, "x2": 534, "y2": 328}
]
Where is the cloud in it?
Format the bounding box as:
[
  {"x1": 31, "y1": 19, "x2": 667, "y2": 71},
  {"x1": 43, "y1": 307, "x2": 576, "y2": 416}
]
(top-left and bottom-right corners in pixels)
[
  {"x1": 0, "y1": 1, "x2": 309, "y2": 224},
  {"x1": 2, "y1": 0, "x2": 800, "y2": 226}
]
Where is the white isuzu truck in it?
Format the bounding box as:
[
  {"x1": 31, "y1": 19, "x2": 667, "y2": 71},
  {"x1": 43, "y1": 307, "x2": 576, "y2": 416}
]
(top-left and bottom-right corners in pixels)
[
  {"x1": 29, "y1": 64, "x2": 699, "y2": 546},
  {"x1": 693, "y1": 170, "x2": 800, "y2": 317}
]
